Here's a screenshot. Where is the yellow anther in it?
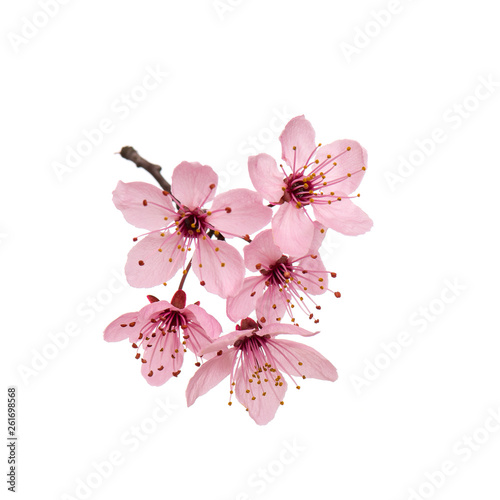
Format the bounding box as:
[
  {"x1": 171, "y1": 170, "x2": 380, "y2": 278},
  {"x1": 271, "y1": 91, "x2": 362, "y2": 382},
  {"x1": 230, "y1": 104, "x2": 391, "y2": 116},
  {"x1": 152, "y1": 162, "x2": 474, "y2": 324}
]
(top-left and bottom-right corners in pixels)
[
  {"x1": 347, "y1": 146, "x2": 351, "y2": 151},
  {"x1": 221, "y1": 263, "x2": 225, "y2": 267}
]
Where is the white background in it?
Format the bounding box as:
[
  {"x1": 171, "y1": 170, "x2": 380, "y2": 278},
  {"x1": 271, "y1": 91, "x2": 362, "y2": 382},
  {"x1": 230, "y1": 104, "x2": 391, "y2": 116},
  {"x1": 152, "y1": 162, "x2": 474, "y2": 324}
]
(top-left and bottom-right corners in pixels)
[{"x1": 2, "y1": 1, "x2": 500, "y2": 499}]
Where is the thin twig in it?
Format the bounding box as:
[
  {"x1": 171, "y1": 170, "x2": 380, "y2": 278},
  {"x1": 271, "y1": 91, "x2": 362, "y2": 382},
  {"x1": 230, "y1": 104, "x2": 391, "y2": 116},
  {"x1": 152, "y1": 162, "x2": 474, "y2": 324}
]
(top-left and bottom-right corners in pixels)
[
  {"x1": 178, "y1": 259, "x2": 192, "y2": 290},
  {"x1": 118, "y1": 146, "x2": 171, "y2": 193}
]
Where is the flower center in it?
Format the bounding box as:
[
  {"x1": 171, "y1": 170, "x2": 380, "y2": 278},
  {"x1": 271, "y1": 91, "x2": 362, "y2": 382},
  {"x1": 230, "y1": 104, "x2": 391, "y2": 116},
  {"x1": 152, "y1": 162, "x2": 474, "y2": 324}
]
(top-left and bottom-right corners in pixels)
[
  {"x1": 176, "y1": 207, "x2": 208, "y2": 238},
  {"x1": 131, "y1": 309, "x2": 188, "y2": 372},
  {"x1": 283, "y1": 173, "x2": 314, "y2": 206},
  {"x1": 260, "y1": 255, "x2": 292, "y2": 287}
]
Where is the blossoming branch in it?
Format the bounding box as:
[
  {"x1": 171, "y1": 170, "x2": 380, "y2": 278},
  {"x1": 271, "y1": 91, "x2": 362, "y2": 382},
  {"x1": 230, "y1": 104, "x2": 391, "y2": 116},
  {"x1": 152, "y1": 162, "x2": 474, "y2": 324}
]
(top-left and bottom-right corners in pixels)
[{"x1": 104, "y1": 115, "x2": 372, "y2": 424}]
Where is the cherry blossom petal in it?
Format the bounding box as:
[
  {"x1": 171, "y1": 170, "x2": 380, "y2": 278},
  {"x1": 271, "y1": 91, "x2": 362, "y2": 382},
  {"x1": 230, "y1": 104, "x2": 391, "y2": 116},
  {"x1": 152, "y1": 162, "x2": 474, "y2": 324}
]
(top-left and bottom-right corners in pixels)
[
  {"x1": 200, "y1": 330, "x2": 254, "y2": 355},
  {"x1": 279, "y1": 115, "x2": 316, "y2": 171},
  {"x1": 141, "y1": 333, "x2": 184, "y2": 386},
  {"x1": 182, "y1": 324, "x2": 215, "y2": 357},
  {"x1": 248, "y1": 153, "x2": 285, "y2": 203},
  {"x1": 288, "y1": 221, "x2": 326, "y2": 260},
  {"x1": 137, "y1": 301, "x2": 172, "y2": 323},
  {"x1": 104, "y1": 312, "x2": 140, "y2": 342},
  {"x1": 186, "y1": 350, "x2": 237, "y2": 406},
  {"x1": 235, "y1": 366, "x2": 288, "y2": 425},
  {"x1": 226, "y1": 276, "x2": 266, "y2": 323},
  {"x1": 308, "y1": 222, "x2": 327, "y2": 254},
  {"x1": 125, "y1": 232, "x2": 186, "y2": 288},
  {"x1": 256, "y1": 287, "x2": 289, "y2": 324},
  {"x1": 259, "y1": 323, "x2": 318, "y2": 338},
  {"x1": 192, "y1": 238, "x2": 245, "y2": 298},
  {"x1": 243, "y1": 229, "x2": 283, "y2": 271},
  {"x1": 295, "y1": 254, "x2": 328, "y2": 296},
  {"x1": 267, "y1": 339, "x2": 338, "y2": 382},
  {"x1": 112, "y1": 181, "x2": 176, "y2": 231},
  {"x1": 312, "y1": 197, "x2": 373, "y2": 236},
  {"x1": 208, "y1": 189, "x2": 272, "y2": 237},
  {"x1": 171, "y1": 161, "x2": 218, "y2": 209},
  {"x1": 315, "y1": 140, "x2": 367, "y2": 195},
  {"x1": 272, "y1": 202, "x2": 314, "y2": 256},
  {"x1": 184, "y1": 304, "x2": 222, "y2": 340}
]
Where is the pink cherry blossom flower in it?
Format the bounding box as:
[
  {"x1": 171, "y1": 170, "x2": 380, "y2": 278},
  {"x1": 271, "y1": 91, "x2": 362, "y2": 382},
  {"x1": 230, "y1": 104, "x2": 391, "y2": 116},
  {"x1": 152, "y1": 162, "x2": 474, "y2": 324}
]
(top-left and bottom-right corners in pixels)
[
  {"x1": 226, "y1": 224, "x2": 339, "y2": 325},
  {"x1": 104, "y1": 290, "x2": 222, "y2": 386},
  {"x1": 249, "y1": 115, "x2": 373, "y2": 256},
  {"x1": 186, "y1": 318, "x2": 338, "y2": 425},
  {"x1": 113, "y1": 161, "x2": 272, "y2": 298}
]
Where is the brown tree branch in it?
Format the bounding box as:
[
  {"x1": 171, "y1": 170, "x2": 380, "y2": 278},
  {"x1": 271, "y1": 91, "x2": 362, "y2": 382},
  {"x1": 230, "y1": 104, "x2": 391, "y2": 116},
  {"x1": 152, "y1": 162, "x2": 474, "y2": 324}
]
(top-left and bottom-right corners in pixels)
[{"x1": 118, "y1": 146, "x2": 171, "y2": 193}]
